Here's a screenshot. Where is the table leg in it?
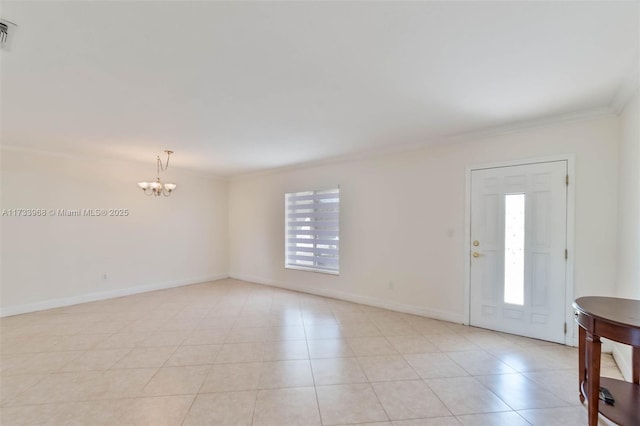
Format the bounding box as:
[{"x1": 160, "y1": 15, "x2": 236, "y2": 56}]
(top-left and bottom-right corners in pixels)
[
  {"x1": 585, "y1": 331, "x2": 601, "y2": 426},
  {"x1": 578, "y1": 326, "x2": 586, "y2": 403}
]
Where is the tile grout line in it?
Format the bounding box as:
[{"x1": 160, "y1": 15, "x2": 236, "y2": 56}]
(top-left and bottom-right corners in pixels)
[{"x1": 303, "y1": 300, "x2": 326, "y2": 426}]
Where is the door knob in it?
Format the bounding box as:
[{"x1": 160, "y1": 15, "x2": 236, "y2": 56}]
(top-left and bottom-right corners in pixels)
[
  {"x1": 472, "y1": 252, "x2": 480, "y2": 258},
  {"x1": 473, "y1": 240, "x2": 480, "y2": 247}
]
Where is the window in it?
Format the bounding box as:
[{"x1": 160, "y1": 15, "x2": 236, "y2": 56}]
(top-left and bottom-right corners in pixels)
[
  {"x1": 504, "y1": 193, "x2": 525, "y2": 305},
  {"x1": 285, "y1": 188, "x2": 339, "y2": 274}
]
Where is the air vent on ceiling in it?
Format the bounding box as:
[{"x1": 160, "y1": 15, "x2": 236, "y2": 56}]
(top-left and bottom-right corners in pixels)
[{"x1": 0, "y1": 19, "x2": 17, "y2": 50}]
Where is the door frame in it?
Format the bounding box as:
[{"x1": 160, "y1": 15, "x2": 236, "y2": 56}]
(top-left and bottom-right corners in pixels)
[{"x1": 464, "y1": 154, "x2": 576, "y2": 346}]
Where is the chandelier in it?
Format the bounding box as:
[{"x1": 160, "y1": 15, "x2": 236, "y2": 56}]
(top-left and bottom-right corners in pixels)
[{"x1": 137, "y1": 150, "x2": 177, "y2": 197}]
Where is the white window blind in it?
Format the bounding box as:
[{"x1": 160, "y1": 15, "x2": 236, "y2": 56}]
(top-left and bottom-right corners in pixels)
[{"x1": 285, "y1": 188, "x2": 339, "y2": 274}]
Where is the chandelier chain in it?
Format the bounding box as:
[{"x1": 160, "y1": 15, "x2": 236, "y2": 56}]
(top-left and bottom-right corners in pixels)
[{"x1": 137, "y1": 150, "x2": 177, "y2": 197}]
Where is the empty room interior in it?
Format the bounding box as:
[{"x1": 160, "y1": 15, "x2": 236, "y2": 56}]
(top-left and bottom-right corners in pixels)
[{"x1": 1, "y1": 1, "x2": 639, "y2": 425}]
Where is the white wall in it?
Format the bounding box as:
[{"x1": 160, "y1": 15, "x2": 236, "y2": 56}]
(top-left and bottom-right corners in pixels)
[
  {"x1": 0, "y1": 114, "x2": 623, "y2": 340},
  {"x1": 229, "y1": 115, "x2": 620, "y2": 327},
  {"x1": 613, "y1": 90, "x2": 640, "y2": 380},
  {"x1": 0, "y1": 149, "x2": 229, "y2": 315}
]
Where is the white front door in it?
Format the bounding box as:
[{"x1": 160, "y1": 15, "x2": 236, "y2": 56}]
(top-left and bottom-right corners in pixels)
[{"x1": 469, "y1": 161, "x2": 567, "y2": 343}]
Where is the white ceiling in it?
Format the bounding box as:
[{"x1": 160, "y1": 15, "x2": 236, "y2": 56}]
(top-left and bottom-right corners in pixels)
[{"x1": 2, "y1": 1, "x2": 638, "y2": 176}]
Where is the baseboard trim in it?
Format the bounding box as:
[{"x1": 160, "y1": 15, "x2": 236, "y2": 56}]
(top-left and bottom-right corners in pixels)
[
  {"x1": 612, "y1": 343, "x2": 632, "y2": 382},
  {"x1": 0, "y1": 274, "x2": 229, "y2": 317},
  {"x1": 229, "y1": 273, "x2": 465, "y2": 324}
]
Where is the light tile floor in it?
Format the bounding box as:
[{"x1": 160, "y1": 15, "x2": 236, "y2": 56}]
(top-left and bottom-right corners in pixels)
[{"x1": 0, "y1": 279, "x2": 623, "y2": 425}]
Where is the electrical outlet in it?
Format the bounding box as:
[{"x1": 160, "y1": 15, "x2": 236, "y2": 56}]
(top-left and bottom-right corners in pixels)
[{"x1": 102, "y1": 273, "x2": 108, "y2": 280}]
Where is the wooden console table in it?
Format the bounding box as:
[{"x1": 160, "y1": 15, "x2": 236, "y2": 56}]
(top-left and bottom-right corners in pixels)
[{"x1": 573, "y1": 297, "x2": 640, "y2": 426}]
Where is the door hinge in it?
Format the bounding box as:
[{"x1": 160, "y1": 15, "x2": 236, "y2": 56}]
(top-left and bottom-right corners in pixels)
[
  {"x1": 566, "y1": 175, "x2": 569, "y2": 186},
  {"x1": 564, "y1": 322, "x2": 567, "y2": 334},
  {"x1": 565, "y1": 249, "x2": 568, "y2": 259}
]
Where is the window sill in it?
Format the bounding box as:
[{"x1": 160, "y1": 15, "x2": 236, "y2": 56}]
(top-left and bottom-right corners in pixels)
[{"x1": 285, "y1": 265, "x2": 339, "y2": 275}]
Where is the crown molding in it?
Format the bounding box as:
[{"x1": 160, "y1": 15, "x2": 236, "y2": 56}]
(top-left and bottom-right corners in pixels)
[
  {"x1": 229, "y1": 106, "x2": 616, "y2": 182},
  {"x1": 228, "y1": 138, "x2": 430, "y2": 182},
  {"x1": 0, "y1": 145, "x2": 230, "y2": 182},
  {"x1": 1, "y1": 144, "x2": 91, "y2": 162},
  {"x1": 2, "y1": 103, "x2": 618, "y2": 184},
  {"x1": 610, "y1": 57, "x2": 640, "y2": 114},
  {"x1": 444, "y1": 106, "x2": 616, "y2": 144}
]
